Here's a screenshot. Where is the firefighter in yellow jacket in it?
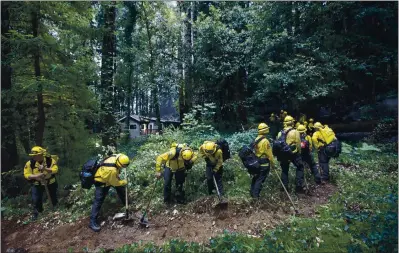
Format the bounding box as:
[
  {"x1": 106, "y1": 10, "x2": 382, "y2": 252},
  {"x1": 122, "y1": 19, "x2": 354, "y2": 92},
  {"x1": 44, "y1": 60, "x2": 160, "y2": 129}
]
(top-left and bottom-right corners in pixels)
[
  {"x1": 297, "y1": 125, "x2": 321, "y2": 184},
  {"x1": 199, "y1": 141, "x2": 225, "y2": 197},
  {"x1": 276, "y1": 116, "x2": 306, "y2": 193},
  {"x1": 155, "y1": 143, "x2": 197, "y2": 204},
  {"x1": 312, "y1": 122, "x2": 336, "y2": 183},
  {"x1": 251, "y1": 123, "x2": 275, "y2": 198},
  {"x1": 89, "y1": 154, "x2": 130, "y2": 232},
  {"x1": 24, "y1": 146, "x2": 59, "y2": 221}
]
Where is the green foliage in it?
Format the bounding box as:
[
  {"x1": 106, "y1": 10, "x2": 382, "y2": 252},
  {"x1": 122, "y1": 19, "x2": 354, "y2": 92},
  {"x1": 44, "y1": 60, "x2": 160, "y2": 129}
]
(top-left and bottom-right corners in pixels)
[{"x1": 110, "y1": 138, "x2": 397, "y2": 253}]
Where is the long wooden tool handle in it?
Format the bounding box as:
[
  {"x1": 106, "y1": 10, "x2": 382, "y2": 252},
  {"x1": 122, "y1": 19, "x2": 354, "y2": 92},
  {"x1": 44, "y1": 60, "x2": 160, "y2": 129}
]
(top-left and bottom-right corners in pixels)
[
  {"x1": 273, "y1": 169, "x2": 298, "y2": 213},
  {"x1": 125, "y1": 168, "x2": 128, "y2": 211}
]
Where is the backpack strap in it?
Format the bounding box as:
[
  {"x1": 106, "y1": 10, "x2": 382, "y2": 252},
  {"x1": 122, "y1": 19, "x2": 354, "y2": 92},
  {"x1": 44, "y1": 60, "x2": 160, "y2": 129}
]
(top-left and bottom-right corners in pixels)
[
  {"x1": 171, "y1": 146, "x2": 182, "y2": 160},
  {"x1": 251, "y1": 136, "x2": 266, "y2": 150}
]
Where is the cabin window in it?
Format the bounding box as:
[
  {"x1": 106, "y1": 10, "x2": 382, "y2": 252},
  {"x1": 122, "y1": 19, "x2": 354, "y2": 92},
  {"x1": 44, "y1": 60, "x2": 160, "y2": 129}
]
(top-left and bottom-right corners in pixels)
[{"x1": 130, "y1": 124, "x2": 137, "y2": 130}]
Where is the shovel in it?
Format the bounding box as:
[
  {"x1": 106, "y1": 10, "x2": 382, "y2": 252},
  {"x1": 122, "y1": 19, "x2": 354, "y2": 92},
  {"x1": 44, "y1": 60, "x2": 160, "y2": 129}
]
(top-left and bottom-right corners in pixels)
[
  {"x1": 113, "y1": 168, "x2": 129, "y2": 220},
  {"x1": 139, "y1": 177, "x2": 159, "y2": 227},
  {"x1": 213, "y1": 175, "x2": 228, "y2": 209}
]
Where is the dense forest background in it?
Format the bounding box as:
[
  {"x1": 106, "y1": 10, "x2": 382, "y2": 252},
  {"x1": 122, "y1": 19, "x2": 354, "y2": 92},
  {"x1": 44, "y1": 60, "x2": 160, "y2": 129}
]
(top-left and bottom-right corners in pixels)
[{"x1": 1, "y1": 1, "x2": 397, "y2": 182}]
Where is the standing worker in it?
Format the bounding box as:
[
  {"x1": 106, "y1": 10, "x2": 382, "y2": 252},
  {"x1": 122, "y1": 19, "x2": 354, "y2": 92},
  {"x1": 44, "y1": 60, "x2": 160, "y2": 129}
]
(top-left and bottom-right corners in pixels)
[
  {"x1": 89, "y1": 154, "x2": 130, "y2": 232},
  {"x1": 24, "y1": 146, "x2": 59, "y2": 221},
  {"x1": 275, "y1": 116, "x2": 306, "y2": 194},
  {"x1": 269, "y1": 113, "x2": 278, "y2": 138},
  {"x1": 312, "y1": 122, "x2": 337, "y2": 183},
  {"x1": 251, "y1": 123, "x2": 275, "y2": 198},
  {"x1": 155, "y1": 143, "x2": 197, "y2": 204},
  {"x1": 308, "y1": 118, "x2": 315, "y2": 135},
  {"x1": 199, "y1": 141, "x2": 225, "y2": 200},
  {"x1": 297, "y1": 125, "x2": 321, "y2": 184}
]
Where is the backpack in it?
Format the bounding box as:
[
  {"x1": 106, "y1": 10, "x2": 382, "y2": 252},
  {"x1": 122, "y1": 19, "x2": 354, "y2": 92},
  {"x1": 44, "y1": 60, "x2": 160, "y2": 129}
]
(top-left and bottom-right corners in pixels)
[
  {"x1": 272, "y1": 129, "x2": 294, "y2": 160},
  {"x1": 79, "y1": 156, "x2": 115, "y2": 189},
  {"x1": 324, "y1": 139, "x2": 342, "y2": 158},
  {"x1": 238, "y1": 136, "x2": 266, "y2": 175},
  {"x1": 216, "y1": 139, "x2": 231, "y2": 162},
  {"x1": 300, "y1": 135, "x2": 310, "y2": 153},
  {"x1": 171, "y1": 145, "x2": 193, "y2": 169},
  {"x1": 317, "y1": 126, "x2": 341, "y2": 158},
  {"x1": 319, "y1": 126, "x2": 336, "y2": 145}
]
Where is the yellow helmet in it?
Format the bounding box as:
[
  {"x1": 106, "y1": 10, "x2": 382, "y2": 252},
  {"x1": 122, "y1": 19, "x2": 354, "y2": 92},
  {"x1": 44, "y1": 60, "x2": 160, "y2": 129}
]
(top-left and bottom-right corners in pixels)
[
  {"x1": 314, "y1": 122, "x2": 323, "y2": 129},
  {"x1": 284, "y1": 115, "x2": 294, "y2": 123},
  {"x1": 295, "y1": 122, "x2": 300, "y2": 128},
  {"x1": 258, "y1": 123, "x2": 269, "y2": 135},
  {"x1": 204, "y1": 141, "x2": 216, "y2": 154},
  {"x1": 297, "y1": 124, "x2": 307, "y2": 133},
  {"x1": 309, "y1": 118, "x2": 314, "y2": 122},
  {"x1": 181, "y1": 148, "x2": 194, "y2": 161},
  {"x1": 280, "y1": 110, "x2": 284, "y2": 113},
  {"x1": 116, "y1": 154, "x2": 130, "y2": 168},
  {"x1": 171, "y1": 142, "x2": 177, "y2": 148},
  {"x1": 29, "y1": 146, "x2": 46, "y2": 156},
  {"x1": 271, "y1": 113, "x2": 274, "y2": 116}
]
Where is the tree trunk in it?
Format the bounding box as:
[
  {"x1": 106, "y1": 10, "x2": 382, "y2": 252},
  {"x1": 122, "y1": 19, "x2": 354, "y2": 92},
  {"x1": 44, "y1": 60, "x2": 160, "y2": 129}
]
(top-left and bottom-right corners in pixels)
[
  {"x1": 142, "y1": 3, "x2": 161, "y2": 130},
  {"x1": 31, "y1": 3, "x2": 45, "y2": 146},
  {"x1": 100, "y1": 1, "x2": 117, "y2": 146},
  {"x1": 1, "y1": 2, "x2": 19, "y2": 170}
]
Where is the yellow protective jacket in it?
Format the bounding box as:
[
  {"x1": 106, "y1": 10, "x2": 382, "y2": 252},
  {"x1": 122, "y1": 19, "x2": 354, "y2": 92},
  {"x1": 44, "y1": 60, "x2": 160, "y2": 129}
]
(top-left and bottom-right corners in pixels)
[
  {"x1": 276, "y1": 127, "x2": 301, "y2": 154},
  {"x1": 308, "y1": 122, "x2": 314, "y2": 131},
  {"x1": 269, "y1": 115, "x2": 276, "y2": 122},
  {"x1": 254, "y1": 135, "x2": 275, "y2": 168},
  {"x1": 156, "y1": 144, "x2": 198, "y2": 172},
  {"x1": 199, "y1": 142, "x2": 223, "y2": 172},
  {"x1": 300, "y1": 133, "x2": 314, "y2": 152},
  {"x1": 94, "y1": 156, "x2": 126, "y2": 187},
  {"x1": 24, "y1": 157, "x2": 58, "y2": 185},
  {"x1": 312, "y1": 126, "x2": 336, "y2": 150}
]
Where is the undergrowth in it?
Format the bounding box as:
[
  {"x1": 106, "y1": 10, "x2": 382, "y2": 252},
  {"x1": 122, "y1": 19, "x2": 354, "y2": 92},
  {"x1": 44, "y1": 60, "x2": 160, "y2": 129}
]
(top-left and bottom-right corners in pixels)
[{"x1": 2, "y1": 127, "x2": 397, "y2": 252}]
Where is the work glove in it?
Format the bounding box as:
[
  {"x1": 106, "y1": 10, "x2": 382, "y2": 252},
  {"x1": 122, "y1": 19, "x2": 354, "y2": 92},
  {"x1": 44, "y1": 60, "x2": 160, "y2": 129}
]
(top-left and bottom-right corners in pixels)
[
  {"x1": 155, "y1": 172, "x2": 162, "y2": 178},
  {"x1": 120, "y1": 180, "x2": 127, "y2": 186},
  {"x1": 212, "y1": 168, "x2": 219, "y2": 173}
]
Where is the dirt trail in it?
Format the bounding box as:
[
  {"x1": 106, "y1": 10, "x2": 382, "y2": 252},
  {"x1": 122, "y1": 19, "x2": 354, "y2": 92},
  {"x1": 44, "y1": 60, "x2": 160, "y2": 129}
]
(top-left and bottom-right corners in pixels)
[{"x1": 3, "y1": 183, "x2": 337, "y2": 253}]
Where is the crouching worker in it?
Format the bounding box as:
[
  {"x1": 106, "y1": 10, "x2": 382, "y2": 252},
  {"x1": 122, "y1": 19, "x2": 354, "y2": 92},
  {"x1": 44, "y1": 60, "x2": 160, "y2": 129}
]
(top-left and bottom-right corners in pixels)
[
  {"x1": 297, "y1": 125, "x2": 321, "y2": 185},
  {"x1": 89, "y1": 154, "x2": 130, "y2": 232},
  {"x1": 24, "y1": 146, "x2": 59, "y2": 221},
  {"x1": 251, "y1": 123, "x2": 275, "y2": 198},
  {"x1": 199, "y1": 141, "x2": 225, "y2": 200},
  {"x1": 155, "y1": 143, "x2": 197, "y2": 204}
]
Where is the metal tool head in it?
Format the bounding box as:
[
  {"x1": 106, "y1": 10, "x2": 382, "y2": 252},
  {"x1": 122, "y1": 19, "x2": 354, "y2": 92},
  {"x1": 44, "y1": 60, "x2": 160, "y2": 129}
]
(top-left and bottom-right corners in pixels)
[{"x1": 113, "y1": 212, "x2": 126, "y2": 220}]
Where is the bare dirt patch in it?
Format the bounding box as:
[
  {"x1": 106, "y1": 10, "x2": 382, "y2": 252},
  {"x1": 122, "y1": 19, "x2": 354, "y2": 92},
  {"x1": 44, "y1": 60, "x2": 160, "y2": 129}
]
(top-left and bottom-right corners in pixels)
[{"x1": 3, "y1": 183, "x2": 337, "y2": 253}]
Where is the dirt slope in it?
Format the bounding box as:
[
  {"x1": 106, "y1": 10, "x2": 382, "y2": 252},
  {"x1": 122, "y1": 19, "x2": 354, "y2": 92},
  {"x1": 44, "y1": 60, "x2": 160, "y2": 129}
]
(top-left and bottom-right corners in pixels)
[{"x1": 2, "y1": 183, "x2": 337, "y2": 253}]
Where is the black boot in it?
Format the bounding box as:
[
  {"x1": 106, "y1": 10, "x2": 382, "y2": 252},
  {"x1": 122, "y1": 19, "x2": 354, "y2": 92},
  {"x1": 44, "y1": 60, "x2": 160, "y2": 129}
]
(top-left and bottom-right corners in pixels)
[
  {"x1": 295, "y1": 186, "x2": 306, "y2": 194},
  {"x1": 89, "y1": 219, "x2": 101, "y2": 232}
]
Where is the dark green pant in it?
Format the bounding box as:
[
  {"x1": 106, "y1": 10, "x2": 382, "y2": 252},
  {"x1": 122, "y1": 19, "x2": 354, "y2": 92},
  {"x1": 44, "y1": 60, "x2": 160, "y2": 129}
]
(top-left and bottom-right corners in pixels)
[
  {"x1": 318, "y1": 147, "x2": 331, "y2": 181},
  {"x1": 250, "y1": 158, "x2": 270, "y2": 198},
  {"x1": 163, "y1": 167, "x2": 186, "y2": 203},
  {"x1": 301, "y1": 151, "x2": 321, "y2": 184}
]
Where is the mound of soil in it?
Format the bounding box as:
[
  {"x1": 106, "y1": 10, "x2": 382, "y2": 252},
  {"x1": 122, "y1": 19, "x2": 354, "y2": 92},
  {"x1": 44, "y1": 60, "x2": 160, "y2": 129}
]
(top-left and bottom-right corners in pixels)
[{"x1": 2, "y1": 183, "x2": 337, "y2": 252}]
